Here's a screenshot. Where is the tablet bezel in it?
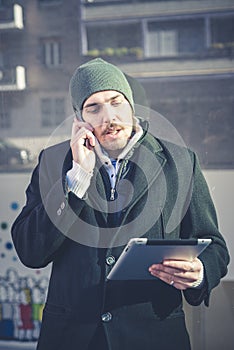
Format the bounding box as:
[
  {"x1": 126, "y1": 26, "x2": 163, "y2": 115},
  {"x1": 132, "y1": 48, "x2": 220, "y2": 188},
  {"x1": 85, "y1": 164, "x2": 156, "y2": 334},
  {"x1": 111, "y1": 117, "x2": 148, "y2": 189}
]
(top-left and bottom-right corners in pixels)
[{"x1": 107, "y1": 238, "x2": 212, "y2": 280}]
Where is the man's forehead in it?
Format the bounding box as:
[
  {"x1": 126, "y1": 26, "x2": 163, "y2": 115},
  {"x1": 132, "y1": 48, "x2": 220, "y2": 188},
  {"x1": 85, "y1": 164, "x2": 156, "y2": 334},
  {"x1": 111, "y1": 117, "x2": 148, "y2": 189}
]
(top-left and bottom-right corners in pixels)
[{"x1": 83, "y1": 90, "x2": 124, "y2": 106}]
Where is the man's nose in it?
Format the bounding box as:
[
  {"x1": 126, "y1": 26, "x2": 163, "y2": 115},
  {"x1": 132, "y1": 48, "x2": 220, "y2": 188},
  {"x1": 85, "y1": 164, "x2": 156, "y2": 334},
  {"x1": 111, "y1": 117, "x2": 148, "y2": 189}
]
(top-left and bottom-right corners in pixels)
[{"x1": 102, "y1": 104, "x2": 117, "y2": 123}]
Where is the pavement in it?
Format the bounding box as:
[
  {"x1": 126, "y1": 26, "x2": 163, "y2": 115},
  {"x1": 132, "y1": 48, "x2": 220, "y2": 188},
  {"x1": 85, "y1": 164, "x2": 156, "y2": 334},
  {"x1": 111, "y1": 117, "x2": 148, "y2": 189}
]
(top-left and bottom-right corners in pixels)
[{"x1": 0, "y1": 341, "x2": 36, "y2": 350}]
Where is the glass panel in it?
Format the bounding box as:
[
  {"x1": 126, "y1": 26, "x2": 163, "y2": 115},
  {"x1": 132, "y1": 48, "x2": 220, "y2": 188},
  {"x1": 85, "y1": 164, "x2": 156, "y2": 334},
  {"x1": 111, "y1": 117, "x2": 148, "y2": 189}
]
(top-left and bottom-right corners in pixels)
[
  {"x1": 41, "y1": 98, "x2": 65, "y2": 127},
  {"x1": 147, "y1": 19, "x2": 205, "y2": 57},
  {"x1": 54, "y1": 98, "x2": 65, "y2": 125},
  {"x1": 0, "y1": 111, "x2": 11, "y2": 129},
  {"x1": 211, "y1": 15, "x2": 234, "y2": 46},
  {"x1": 41, "y1": 98, "x2": 52, "y2": 127},
  {"x1": 147, "y1": 29, "x2": 177, "y2": 56},
  {"x1": 43, "y1": 40, "x2": 61, "y2": 67},
  {"x1": 86, "y1": 23, "x2": 141, "y2": 54}
]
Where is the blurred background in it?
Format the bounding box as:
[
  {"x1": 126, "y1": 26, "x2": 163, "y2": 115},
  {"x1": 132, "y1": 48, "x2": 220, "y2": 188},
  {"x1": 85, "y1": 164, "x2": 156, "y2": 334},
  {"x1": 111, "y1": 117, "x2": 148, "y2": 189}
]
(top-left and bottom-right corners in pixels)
[{"x1": 0, "y1": 0, "x2": 233, "y2": 349}]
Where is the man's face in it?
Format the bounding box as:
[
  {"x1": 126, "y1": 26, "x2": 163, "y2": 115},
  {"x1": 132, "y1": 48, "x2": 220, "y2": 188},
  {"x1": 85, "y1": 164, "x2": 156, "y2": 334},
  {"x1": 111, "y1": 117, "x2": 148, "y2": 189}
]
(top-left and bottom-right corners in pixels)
[{"x1": 82, "y1": 90, "x2": 134, "y2": 157}]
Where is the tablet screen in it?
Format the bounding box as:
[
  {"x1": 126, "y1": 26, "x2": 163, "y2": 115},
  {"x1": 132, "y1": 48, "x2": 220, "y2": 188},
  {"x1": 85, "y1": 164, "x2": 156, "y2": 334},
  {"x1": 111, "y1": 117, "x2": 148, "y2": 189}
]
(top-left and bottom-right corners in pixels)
[{"x1": 107, "y1": 238, "x2": 211, "y2": 280}]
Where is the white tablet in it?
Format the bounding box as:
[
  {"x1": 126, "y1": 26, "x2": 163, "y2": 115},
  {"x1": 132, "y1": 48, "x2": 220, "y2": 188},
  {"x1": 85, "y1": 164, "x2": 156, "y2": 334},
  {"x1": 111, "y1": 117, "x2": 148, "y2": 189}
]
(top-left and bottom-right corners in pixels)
[{"x1": 107, "y1": 238, "x2": 212, "y2": 280}]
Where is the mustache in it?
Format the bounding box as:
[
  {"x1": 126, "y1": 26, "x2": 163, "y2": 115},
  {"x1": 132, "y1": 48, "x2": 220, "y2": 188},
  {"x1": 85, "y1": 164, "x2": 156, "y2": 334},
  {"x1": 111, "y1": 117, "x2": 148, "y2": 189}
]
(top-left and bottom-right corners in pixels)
[{"x1": 101, "y1": 123, "x2": 124, "y2": 135}]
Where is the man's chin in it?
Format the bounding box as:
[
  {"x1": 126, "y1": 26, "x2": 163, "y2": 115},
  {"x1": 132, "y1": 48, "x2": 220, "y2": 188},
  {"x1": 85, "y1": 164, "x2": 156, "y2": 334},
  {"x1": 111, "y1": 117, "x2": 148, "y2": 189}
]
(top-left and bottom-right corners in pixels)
[{"x1": 101, "y1": 141, "x2": 127, "y2": 156}]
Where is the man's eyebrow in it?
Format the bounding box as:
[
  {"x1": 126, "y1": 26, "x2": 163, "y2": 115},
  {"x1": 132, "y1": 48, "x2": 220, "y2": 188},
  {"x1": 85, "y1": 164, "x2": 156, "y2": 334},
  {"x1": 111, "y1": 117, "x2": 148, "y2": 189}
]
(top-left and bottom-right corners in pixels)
[
  {"x1": 83, "y1": 102, "x2": 98, "y2": 109},
  {"x1": 109, "y1": 94, "x2": 122, "y2": 101},
  {"x1": 83, "y1": 94, "x2": 122, "y2": 109}
]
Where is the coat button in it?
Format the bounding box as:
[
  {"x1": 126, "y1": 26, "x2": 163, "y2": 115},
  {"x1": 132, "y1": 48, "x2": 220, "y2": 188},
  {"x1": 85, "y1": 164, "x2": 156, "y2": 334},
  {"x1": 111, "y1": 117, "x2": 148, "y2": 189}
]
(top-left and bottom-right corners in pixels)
[
  {"x1": 106, "y1": 255, "x2": 115, "y2": 266},
  {"x1": 101, "y1": 312, "x2": 112, "y2": 322},
  {"x1": 60, "y1": 201, "x2": 65, "y2": 210},
  {"x1": 57, "y1": 208, "x2": 62, "y2": 216}
]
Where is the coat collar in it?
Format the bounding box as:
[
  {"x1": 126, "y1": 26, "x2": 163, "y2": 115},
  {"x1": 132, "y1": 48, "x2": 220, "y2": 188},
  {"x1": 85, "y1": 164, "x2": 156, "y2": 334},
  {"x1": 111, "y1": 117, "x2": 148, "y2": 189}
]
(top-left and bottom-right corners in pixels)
[
  {"x1": 88, "y1": 121, "x2": 167, "y2": 214},
  {"x1": 119, "y1": 122, "x2": 166, "y2": 212}
]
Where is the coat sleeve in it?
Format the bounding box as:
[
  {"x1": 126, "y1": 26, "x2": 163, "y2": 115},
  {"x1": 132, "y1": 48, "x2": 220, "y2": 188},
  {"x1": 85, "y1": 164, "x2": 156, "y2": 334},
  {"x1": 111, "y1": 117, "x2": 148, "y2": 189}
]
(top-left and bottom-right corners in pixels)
[
  {"x1": 182, "y1": 152, "x2": 230, "y2": 306},
  {"x1": 11, "y1": 147, "x2": 85, "y2": 269}
]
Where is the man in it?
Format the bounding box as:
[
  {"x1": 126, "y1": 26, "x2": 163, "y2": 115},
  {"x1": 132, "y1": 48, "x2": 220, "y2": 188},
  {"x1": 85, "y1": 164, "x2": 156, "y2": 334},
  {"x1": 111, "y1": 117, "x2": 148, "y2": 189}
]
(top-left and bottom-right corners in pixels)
[{"x1": 11, "y1": 58, "x2": 229, "y2": 350}]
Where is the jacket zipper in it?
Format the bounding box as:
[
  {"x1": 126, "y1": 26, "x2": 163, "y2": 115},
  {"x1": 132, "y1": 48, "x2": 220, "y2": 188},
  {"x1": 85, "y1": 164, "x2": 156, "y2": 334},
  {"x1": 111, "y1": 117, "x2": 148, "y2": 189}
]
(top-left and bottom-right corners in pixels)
[
  {"x1": 110, "y1": 188, "x2": 115, "y2": 201},
  {"x1": 109, "y1": 160, "x2": 128, "y2": 201}
]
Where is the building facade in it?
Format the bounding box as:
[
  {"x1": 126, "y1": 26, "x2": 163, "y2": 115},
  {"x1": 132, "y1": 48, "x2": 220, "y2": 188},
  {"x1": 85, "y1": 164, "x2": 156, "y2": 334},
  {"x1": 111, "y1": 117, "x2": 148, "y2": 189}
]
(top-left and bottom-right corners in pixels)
[
  {"x1": 81, "y1": 0, "x2": 234, "y2": 169},
  {"x1": 0, "y1": 0, "x2": 81, "y2": 160},
  {"x1": 0, "y1": 0, "x2": 234, "y2": 168}
]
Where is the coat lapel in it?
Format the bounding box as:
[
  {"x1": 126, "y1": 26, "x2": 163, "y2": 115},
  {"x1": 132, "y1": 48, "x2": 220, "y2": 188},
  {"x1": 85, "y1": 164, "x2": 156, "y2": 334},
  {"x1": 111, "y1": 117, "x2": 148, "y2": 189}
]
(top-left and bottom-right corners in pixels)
[
  {"x1": 128, "y1": 133, "x2": 167, "y2": 207},
  {"x1": 107, "y1": 134, "x2": 167, "y2": 247}
]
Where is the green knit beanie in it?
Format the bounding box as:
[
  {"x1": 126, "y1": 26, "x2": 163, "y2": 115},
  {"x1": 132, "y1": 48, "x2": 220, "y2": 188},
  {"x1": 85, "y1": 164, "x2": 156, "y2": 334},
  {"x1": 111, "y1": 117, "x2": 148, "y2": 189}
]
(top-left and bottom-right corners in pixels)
[{"x1": 69, "y1": 58, "x2": 134, "y2": 113}]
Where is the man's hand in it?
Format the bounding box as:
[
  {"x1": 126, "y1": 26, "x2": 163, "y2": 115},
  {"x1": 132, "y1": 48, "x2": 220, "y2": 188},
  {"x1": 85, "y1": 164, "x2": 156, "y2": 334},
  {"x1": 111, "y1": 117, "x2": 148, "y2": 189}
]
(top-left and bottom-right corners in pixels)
[
  {"x1": 148, "y1": 257, "x2": 203, "y2": 290},
  {"x1": 70, "y1": 118, "x2": 96, "y2": 173}
]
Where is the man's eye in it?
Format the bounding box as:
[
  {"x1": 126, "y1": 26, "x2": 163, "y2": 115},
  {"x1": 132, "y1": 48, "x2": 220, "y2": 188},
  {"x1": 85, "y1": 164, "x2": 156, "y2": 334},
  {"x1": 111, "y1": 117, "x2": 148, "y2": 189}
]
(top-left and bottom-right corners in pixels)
[
  {"x1": 112, "y1": 99, "x2": 123, "y2": 107},
  {"x1": 86, "y1": 105, "x2": 100, "y2": 114}
]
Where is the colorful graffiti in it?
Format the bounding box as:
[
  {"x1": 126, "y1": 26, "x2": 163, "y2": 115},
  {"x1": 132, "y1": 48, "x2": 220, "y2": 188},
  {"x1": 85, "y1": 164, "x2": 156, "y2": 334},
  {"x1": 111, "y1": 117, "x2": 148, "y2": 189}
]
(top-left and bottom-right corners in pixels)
[
  {"x1": 0, "y1": 175, "x2": 51, "y2": 343},
  {"x1": 0, "y1": 268, "x2": 48, "y2": 341}
]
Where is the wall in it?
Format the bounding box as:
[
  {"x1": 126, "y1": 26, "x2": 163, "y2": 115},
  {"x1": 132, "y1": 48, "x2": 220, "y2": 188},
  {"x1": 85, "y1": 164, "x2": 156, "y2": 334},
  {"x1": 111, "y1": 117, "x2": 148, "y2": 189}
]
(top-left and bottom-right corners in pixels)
[
  {"x1": 0, "y1": 169, "x2": 233, "y2": 349},
  {"x1": 185, "y1": 170, "x2": 234, "y2": 350}
]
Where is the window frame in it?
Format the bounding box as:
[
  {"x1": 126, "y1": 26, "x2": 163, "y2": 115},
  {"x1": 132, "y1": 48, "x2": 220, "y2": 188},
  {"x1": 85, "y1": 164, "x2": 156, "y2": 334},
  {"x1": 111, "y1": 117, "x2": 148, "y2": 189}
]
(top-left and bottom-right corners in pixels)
[
  {"x1": 40, "y1": 97, "x2": 65, "y2": 128},
  {"x1": 42, "y1": 38, "x2": 62, "y2": 67}
]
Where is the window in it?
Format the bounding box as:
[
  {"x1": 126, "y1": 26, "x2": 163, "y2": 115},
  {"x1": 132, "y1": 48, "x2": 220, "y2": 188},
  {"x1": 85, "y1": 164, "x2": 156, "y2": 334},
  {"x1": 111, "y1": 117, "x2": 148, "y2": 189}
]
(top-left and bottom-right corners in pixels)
[
  {"x1": 147, "y1": 29, "x2": 177, "y2": 57},
  {"x1": 146, "y1": 19, "x2": 204, "y2": 57},
  {"x1": 42, "y1": 39, "x2": 61, "y2": 67},
  {"x1": 85, "y1": 23, "x2": 141, "y2": 56},
  {"x1": 144, "y1": 78, "x2": 234, "y2": 169},
  {"x1": 211, "y1": 16, "x2": 234, "y2": 45},
  {"x1": 0, "y1": 112, "x2": 11, "y2": 129},
  {"x1": 41, "y1": 98, "x2": 65, "y2": 127}
]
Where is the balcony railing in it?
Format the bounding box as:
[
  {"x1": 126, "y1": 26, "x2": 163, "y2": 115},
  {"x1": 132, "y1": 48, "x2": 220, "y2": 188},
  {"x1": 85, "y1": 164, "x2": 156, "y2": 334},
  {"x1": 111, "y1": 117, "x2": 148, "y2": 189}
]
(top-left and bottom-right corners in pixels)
[
  {"x1": 0, "y1": 4, "x2": 23, "y2": 30},
  {"x1": 83, "y1": 0, "x2": 234, "y2": 21},
  {"x1": 0, "y1": 66, "x2": 26, "y2": 91}
]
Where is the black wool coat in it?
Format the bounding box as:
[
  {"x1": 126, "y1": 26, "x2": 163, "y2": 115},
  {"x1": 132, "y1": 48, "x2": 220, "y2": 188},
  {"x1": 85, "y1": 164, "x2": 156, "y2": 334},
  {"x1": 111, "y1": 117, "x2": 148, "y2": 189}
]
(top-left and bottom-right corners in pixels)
[{"x1": 11, "y1": 129, "x2": 229, "y2": 350}]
